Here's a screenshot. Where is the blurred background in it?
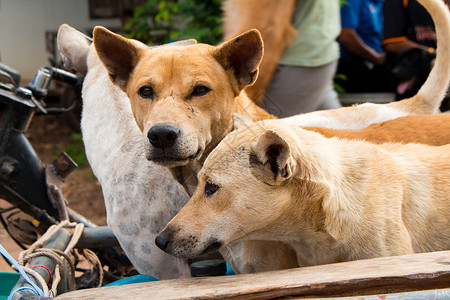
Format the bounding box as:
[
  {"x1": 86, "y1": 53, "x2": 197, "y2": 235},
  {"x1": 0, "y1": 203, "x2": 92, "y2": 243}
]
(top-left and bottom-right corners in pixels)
[
  {"x1": 0, "y1": 0, "x2": 222, "y2": 81},
  {"x1": 0, "y1": 0, "x2": 123, "y2": 81}
]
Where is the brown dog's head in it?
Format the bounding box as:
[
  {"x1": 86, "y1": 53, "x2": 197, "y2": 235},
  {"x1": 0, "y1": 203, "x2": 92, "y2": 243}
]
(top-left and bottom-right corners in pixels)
[
  {"x1": 155, "y1": 120, "x2": 332, "y2": 258},
  {"x1": 93, "y1": 27, "x2": 263, "y2": 168}
]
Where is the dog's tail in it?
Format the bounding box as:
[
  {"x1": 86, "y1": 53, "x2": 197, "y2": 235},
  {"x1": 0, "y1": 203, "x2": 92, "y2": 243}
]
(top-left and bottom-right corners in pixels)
[{"x1": 388, "y1": 0, "x2": 450, "y2": 114}]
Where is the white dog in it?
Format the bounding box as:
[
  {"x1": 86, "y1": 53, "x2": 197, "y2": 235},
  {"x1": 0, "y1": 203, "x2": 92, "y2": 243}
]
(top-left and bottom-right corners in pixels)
[{"x1": 57, "y1": 25, "x2": 191, "y2": 279}]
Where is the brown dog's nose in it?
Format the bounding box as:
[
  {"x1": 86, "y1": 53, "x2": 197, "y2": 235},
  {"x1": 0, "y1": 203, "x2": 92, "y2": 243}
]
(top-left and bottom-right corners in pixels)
[
  {"x1": 147, "y1": 124, "x2": 180, "y2": 149},
  {"x1": 155, "y1": 233, "x2": 170, "y2": 251}
]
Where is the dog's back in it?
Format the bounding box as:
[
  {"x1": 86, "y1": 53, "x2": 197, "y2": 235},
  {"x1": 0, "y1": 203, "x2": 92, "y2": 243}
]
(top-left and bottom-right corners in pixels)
[{"x1": 304, "y1": 114, "x2": 450, "y2": 146}]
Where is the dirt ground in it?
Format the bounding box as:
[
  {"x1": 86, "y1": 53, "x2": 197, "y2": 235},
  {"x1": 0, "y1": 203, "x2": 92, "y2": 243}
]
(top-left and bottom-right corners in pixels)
[{"x1": 0, "y1": 113, "x2": 106, "y2": 272}]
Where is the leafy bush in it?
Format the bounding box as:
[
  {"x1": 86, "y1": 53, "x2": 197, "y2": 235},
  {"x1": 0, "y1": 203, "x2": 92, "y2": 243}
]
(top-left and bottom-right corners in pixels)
[
  {"x1": 53, "y1": 133, "x2": 89, "y2": 168},
  {"x1": 125, "y1": 0, "x2": 223, "y2": 45}
]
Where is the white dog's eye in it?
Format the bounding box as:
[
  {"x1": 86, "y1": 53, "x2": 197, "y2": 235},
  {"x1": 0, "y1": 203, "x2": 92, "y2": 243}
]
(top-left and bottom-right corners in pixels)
[
  {"x1": 191, "y1": 85, "x2": 210, "y2": 97},
  {"x1": 138, "y1": 86, "x2": 155, "y2": 99},
  {"x1": 205, "y1": 181, "x2": 220, "y2": 196}
]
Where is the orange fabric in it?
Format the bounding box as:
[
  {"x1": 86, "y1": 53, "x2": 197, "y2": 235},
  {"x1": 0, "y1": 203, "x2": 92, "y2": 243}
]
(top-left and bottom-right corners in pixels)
[{"x1": 381, "y1": 36, "x2": 408, "y2": 45}]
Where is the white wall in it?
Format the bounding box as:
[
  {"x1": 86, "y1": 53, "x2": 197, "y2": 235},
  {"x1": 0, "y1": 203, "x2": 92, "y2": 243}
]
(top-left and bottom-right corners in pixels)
[{"x1": 0, "y1": 0, "x2": 121, "y2": 81}]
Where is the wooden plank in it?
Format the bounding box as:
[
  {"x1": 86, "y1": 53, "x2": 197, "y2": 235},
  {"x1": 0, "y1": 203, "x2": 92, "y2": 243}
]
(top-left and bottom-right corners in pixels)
[
  {"x1": 55, "y1": 251, "x2": 450, "y2": 300},
  {"x1": 300, "y1": 288, "x2": 450, "y2": 300}
]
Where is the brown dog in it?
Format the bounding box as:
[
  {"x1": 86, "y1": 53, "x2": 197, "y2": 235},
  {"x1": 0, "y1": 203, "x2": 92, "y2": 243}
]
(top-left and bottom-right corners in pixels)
[
  {"x1": 92, "y1": 0, "x2": 450, "y2": 273},
  {"x1": 156, "y1": 118, "x2": 450, "y2": 267}
]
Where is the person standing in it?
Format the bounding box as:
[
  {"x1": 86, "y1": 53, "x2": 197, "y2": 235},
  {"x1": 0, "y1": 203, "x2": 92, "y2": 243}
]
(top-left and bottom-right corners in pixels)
[
  {"x1": 336, "y1": 0, "x2": 391, "y2": 93},
  {"x1": 262, "y1": 0, "x2": 342, "y2": 117},
  {"x1": 382, "y1": 0, "x2": 438, "y2": 54}
]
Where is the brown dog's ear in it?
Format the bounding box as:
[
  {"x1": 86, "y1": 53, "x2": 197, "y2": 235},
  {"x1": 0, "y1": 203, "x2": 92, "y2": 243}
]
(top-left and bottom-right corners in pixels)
[
  {"x1": 251, "y1": 130, "x2": 295, "y2": 185},
  {"x1": 93, "y1": 26, "x2": 144, "y2": 90},
  {"x1": 214, "y1": 29, "x2": 263, "y2": 90}
]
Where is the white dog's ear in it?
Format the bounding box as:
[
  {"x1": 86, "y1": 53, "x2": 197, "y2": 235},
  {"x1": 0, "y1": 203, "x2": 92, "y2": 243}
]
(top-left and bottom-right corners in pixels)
[
  {"x1": 93, "y1": 26, "x2": 145, "y2": 91},
  {"x1": 250, "y1": 130, "x2": 295, "y2": 185},
  {"x1": 214, "y1": 29, "x2": 263, "y2": 91},
  {"x1": 167, "y1": 39, "x2": 197, "y2": 46},
  {"x1": 57, "y1": 24, "x2": 92, "y2": 76},
  {"x1": 232, "y1": 113, "x2": 253, "y2": 130}
]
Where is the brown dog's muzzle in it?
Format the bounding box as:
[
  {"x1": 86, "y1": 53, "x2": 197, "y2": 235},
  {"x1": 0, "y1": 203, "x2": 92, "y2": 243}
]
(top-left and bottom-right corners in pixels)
[
  {"x1": 147, "y1": 124, "x2": 180, "y2": 150},
  {"x1": 145, "y1": 122, "x2": 203, "y2": 167}
]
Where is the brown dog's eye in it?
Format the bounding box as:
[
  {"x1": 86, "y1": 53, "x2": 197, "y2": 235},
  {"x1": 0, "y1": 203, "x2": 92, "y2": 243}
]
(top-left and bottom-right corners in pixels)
[
  {"x1": 138, "y1": 86, "x2": 154, "y2": 99},
  {"x1": 205, "y1": 181, "x2": 220, "y2": 196},
  {"x1": 191, "y1": 85, "x2": 210, "y2": 97}
]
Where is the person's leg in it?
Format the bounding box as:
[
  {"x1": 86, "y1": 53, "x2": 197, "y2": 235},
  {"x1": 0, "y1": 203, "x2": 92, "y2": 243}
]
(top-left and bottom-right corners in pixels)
[
  {"x1": 317, "y1": 60, "x2": 341, "y2": 110},
  {"x1": 262, "y1": 61, "x2": 341, "y2": 117}
]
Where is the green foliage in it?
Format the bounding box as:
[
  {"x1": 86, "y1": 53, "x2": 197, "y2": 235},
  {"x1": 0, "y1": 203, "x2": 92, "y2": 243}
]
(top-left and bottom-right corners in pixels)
[
  {"x1": 333, "y1": 73, "x2": 348, "y2": 94},
  {"x1": 125, "y1": 0, "x2": 223, "y2": 45},
  {"x1": 53, "y1": 133, "x2": 89, "y2": 168}
]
